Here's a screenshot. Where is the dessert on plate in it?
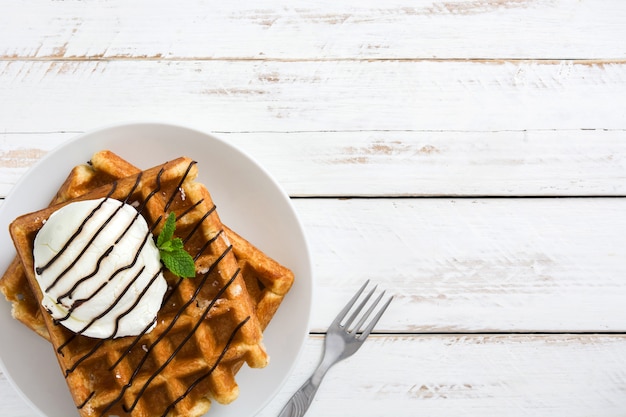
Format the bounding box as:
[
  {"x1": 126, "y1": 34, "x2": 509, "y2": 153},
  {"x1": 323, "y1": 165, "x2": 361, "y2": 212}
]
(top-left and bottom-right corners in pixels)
[
  {"x1": 4, "y1": 151, "x2": 294, "y2": 417},
  {"x1": 1, "y1": 151, "x2": 294, "y2": 340}
]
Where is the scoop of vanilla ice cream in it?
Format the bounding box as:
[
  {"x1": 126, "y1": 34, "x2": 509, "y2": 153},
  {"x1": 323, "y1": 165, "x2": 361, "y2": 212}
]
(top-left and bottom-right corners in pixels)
[{"x1": 33, "y1": 198, "x2": 167, "y2": 339}]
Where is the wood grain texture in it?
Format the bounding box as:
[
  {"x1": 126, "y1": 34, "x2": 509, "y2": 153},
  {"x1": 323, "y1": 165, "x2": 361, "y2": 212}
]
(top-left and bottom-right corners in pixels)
[
  {"x1": 0, "y1": 0, "x2": 624, "y2": 416},
  {"x1": 3, "y1": 334, "x2": 626, "y2": 417},
  {"x1": 258, "y1": 334, "x2": 626, "y2": 417},
  {"x1": 3, "y1": 182, "x2": 625, "y2": 333},
  {"x1": 1, "y1": 0, "x2": 625, "y2": 60},
  {"x1": 0, "y1": 133, "x2": 70, "y2": 197},
  {"x1": 1, "y1": 60, "x2": 625, "y2": 133},
  {"x1": 2, "y1": 129, "x2": 626, "y2": 197},
  {"x1": 292, "y1": 197, "x2": 626, "y2": 332}
]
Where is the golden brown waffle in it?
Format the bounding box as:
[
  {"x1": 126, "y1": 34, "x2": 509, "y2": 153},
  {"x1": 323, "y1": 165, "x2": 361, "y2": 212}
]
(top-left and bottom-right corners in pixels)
[
  {"x1": 0, "y1": 150, "x2": 294, "y2": 342},
  {"x1": 9, "y1": 157, "x2": 274, "y2": 417},
  {"x1": 0, "y1": 257, "x2": 50, "y2": 338}
]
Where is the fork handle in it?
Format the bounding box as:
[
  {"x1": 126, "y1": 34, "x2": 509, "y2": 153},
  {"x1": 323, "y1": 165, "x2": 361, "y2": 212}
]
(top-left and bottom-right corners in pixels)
[
  {"x1": 276, "y1": 377, "x2": 319, "y2": 417},
  {"x1": 277, "y1": 356, "x2": 334, "y2": 417}
]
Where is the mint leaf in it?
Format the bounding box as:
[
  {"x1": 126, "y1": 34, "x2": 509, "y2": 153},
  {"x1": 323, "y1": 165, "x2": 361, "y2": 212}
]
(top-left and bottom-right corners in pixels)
[
  {"x1": 157, "y1": 212, "x2": 176, "y2": 247},
  {"x1": 160, "y1": 249, "x2": 196, "y2": 278},
  {"x1": 159, "y1": 240, "x2": 174, "y2": 252},
  {"x1": 156, "y1": 212, "x2": 196, "y2": 278},
  {"x1": 169, "y1": 238, "x2": 185, "y2": 251},
  {"x1": 158, "y1": 238, "x2": 183, "y2": 253}
]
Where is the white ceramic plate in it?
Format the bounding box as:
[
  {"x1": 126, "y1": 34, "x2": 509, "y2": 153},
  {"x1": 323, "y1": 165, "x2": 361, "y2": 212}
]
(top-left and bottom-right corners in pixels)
[{"x1": 0, "y1": 123, "x2": 313, "y2": 417}]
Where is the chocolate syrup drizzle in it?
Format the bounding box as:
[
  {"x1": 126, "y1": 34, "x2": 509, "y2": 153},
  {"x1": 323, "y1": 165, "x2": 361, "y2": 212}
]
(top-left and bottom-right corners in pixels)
[
  {"x1": 164, "y1": 161, "x2": 197, "y2": 213},
  {"x1": 46, "y1": 200, "x2": 130, "y2": 295},
  {"x1": 54, "y1": 171, "x2": 163, "y2": 354},
  {"x1": 54, "y1": 225, "x2": 154, "y2": 328},
  {"x1": 45, "y1": 160, "x2": 249, "y2": 417},
  {"x1": 182, "y1": 204, "x2": 217, "y2": 244},
  {"x1": 159, "y1": 316, "x2": 250, "y2": 417},
  {"x1": 36, "y1": 184, "x2": 117, "y2": 279},
  {"x1": 105, "y1": 233, "x2": 227, "y2": 372},
  {"x1": 53, "y1": 169, "x2": 161, "y2": 355},
  {"x1": 55, "y1": 200, "x2": 160, "y2": 306},
  {"x1": 62, "y1": 266, "x2": 166, "y2": 367},
  {"x1": 176, "y1": 198, "x2": 204, "y2": 220},
  {"x1": 96, "y1": 243, "x2": 236, "y2": 415},
  {"x1": 76, "y1": 390, "x2": 95, "y2": 410},
  {"x1": 123, "y1": 269, "x2": 242, "y2": 414},
  {"x1": 38, "y1": 171, "x2": 142, "y2": 280}
]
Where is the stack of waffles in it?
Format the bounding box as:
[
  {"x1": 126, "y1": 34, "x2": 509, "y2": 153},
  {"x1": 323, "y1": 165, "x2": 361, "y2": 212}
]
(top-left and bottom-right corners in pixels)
[{"x1": 1, "y1": 150, "x2": 294, "y2": 417}]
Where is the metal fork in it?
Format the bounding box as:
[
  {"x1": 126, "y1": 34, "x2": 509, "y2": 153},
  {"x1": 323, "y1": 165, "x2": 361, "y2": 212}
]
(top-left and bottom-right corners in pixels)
[{"x1": 278, "y1": 280, "x2": 393, "y2": 417}]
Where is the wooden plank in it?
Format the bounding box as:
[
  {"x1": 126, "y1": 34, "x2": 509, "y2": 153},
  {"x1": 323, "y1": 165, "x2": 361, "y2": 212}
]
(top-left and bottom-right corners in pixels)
[
  {"x1": 290, "y1": 197, "x2": 626, "y2": 332},
  {"x1": 1, "y1": 1, "x2": 625, "y2": 60},
  {"x1": 259, "y1": 334, "x2": 626, "y2": 417},
  {"x1": 2, "y1": 334, "x2": 626, "y2": 417},
  {"x1": 0, "y1": 132, "x2": 71, "y2": 197},
  {"x1": 220, "y1": 129, "x2": 626, "y2": 197},
  {"x1": 1, "y1": 60, "x2": 626, "y2": 133},
  {"x1": 2, "y1": 190, "x2": 624, "y2": 331},
  {"x1": 1, "y1": 154, "x2": 624, "y2": 331},
  {"x1": 1, "y1": 129, "x2": 626, "y2": 198}
]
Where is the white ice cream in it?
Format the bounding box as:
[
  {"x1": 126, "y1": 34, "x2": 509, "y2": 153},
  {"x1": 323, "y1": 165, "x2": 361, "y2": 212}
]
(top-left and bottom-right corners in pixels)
[{"x1": 33, "y1": 198, "x2": 167, "y2": 339}]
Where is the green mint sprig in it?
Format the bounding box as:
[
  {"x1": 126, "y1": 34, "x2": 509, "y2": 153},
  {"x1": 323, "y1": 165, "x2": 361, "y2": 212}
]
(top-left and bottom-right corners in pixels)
[{"x1": 157, "y1": 212, "x2": 196, "y2": 278}]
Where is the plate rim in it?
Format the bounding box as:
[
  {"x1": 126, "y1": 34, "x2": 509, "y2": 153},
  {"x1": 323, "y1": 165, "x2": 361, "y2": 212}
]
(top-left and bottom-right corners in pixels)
[{"x1": 0, "y1": 121, "x2": 313, "y2": 417}]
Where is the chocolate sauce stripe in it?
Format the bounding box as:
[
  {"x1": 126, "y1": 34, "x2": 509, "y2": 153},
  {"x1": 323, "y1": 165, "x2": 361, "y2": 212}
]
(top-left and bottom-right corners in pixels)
[
  {"x1": 37, "y1": 187, "x2": 114, "y2": 281},
  {"x1": 54, "y1": 169, "x2": 164, "y2": 355},
  {"x1": 37, "y1": 183, "x2": 117, "y2": 275},
  {"x1": 56, "y1": 331, "x2": 75, "y2": 355},
  {"x1": 77, "y1": 390, "x2": 95, "y2": 410},
  {"x1": 182, "y1": 204, "x2": 217, "y2": 245},
  {"x1": 65, "y1": 339, "x2": 106, "y2": 378},
  {"x1": 108, "y1": 316, "x2": 159, "y2": 371},
  {"x1": 164, "y1": 161, "x2": 197, "y2": 213},
  {"x1": 157, "y1": 276, "x2": 183, "y2": 316},
  {"x1": 177, "y1": 199, "x2": 204, "y2": 220},
  {"x1": 55, "y1": 227, "x2": 156, "y2": 354},
  {"x1": 66, "y1": 311, "x2": 157, "y2": 376},
  {"x1": 110, "y1": 269, "x2": 165, "y2": 338},
  {"x1": 105, "y1": 194, "x2": 206, "y2": 372},
  {"x1": 55, "y1": 245, "x2": 114, "y2": 305},
  {"x1": 160, "y1": 316, "x2": 251, "y2": 417},
  {"x1": 43, "y1": 160, "x2": 164, "y2": 281},
  {"x1": 74, "y1": 265, "x2": 146, "y2": 336},
  {"x1": 64, "y1": 268, "x2": 164, "y2": 377},
  {"x1": 135, "y1": 167, "x2": 164, "y2": 216},
  {"x1": 122, "y1": 171, "x2": 143, "y2": 206},
  {"x1": 49, "y1": 159, "x2": 208, "y2": 415},
  {"x1": 46, "y1": 194, "x2": 139, "y2": 296},
  {"x1": 58, "y1": 226, "x2": 155, "y2": 329},
  {"x1": 123, "y1": 268, "x2": 241, "y2": 414},
  {"x1": 96, "y1": 245, "x2": 234, "y2": 417},
  {"x1": 106, "y1": 162, "x2": 203, "y2": 370},
  {"x1": 44, "y1": 198, "x2": 127, "y2": 293},
  {"x1": 193, "y1": 229, "x2": 223, "y2": 262},
  {"x1": 111, "y1": 206, "x2": 152, "y2": 247},
  {"x1": 43, "y1": 170, "x2": 143, "y2": 291},
  {"x1": 46, "y1": 198, "x2": 124, "y2": 292},
  {"x1": 57, "y1": 180, "x2": 164, "y2": 316}
]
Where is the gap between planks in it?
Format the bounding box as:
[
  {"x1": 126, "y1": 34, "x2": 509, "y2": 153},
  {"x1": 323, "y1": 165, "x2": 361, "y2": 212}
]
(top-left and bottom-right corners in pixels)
[{"x1": 2, "y1": 57, "x2": 626, "y2": 64}]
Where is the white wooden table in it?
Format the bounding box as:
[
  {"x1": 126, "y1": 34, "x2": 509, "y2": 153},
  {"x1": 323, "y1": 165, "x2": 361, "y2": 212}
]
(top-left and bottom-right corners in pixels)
[{"x1": 2, "y1": 1, "x2": 626, "y2": 416}]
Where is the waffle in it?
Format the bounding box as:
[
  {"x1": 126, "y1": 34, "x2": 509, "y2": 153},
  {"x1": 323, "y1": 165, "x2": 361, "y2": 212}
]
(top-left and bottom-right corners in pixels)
[
  {"x1": 8, "y1": 156, "x2": 283, "y2": 417},
  {"x1": 1, "y1": 151, "x2": 294, "y2": 341}
]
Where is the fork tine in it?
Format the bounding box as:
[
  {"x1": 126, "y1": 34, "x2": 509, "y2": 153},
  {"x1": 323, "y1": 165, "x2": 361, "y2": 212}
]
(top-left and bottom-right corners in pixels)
[
  {"x1": 343, "y1": 285, "x2": 377, "y2": 330},
  {"x1": 358, "y1": 295, "x2": 393, "y2": 340},
  {"x1": 351, "y1": 289, "x2": 385, "y2": 334},
  {"x1": 331, "y1": 280, "x2": 369, "y2": 326}
]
